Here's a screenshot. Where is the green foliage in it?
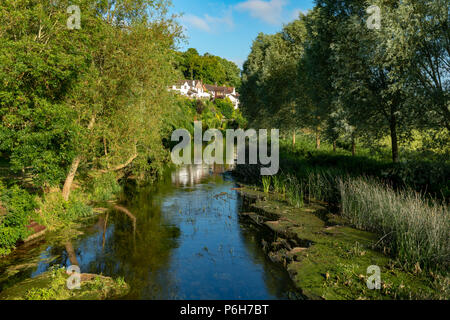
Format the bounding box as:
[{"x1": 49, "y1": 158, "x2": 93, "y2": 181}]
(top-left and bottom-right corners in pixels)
[
  {"x1": 279, "y1": 136, "x2": 450, "y2": 202},
  {"x1": 0, "y1": 0, "x2": 183, "y2": 193},
  {"x1": 284, "y1": 174, "x2": 304, "y2": 208},
  {"x1": 215, "y1": 98, "x2": 234, "y2": 119},
  {"x1": 0, "y1": 182, "x2": 36, "y2": 255},
  {"x1": 38, "y1": 189, "x2": 92, "y2": 228},
  {"x1": 230, "y1": 109, "x2": 247, "y2": 129},
  {"x1": 175, "y1": 49, "x2": 241, "y2": 88},
  {"x1": 90, "y1": 172, "x2": 121, "y2": 202},
  {"x1": 272, "y1": 174, "x2": 286, "y2": 195},
  {"x1": 241, "y1": 0, "x2": 449, "y2": 164},
  {"x1": 261, "y1": 176, "x2": 271, "y2": 193}
]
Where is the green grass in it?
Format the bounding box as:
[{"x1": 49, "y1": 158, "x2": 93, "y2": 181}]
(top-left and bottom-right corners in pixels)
[
  {"x1": 279, "y1": 133, "x2": 450, "y2": 201},
  {"x1": 339, "y1": 177, "x2": 449, "y2": 272},
  {"x1": 261, "y1": 176, "x2": 271, "y2": 193}
]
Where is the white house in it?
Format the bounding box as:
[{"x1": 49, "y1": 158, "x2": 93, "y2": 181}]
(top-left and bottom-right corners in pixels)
[
  {"x1": 170, "y1": 80, "x2": 211, "y2": 99},
  {"x1": 170, "y1": 80, "x2": 240, "y2": 109},
  {"x1": 226, "y1": 93, "x2": 240, "y2": 109}
]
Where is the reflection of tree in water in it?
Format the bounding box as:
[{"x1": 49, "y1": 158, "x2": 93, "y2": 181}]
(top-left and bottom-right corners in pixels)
[
  {"x1": 171, "y1": 164, "x2": 233, "y2": 187},
  {"x1": 83, "y1": 184, "x2": 182, "y2": 299}
]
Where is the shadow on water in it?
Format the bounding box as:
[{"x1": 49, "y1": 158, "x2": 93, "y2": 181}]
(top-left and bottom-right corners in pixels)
[{"x1": 0, "y1": 164, "x2": 300, "y2": 300}]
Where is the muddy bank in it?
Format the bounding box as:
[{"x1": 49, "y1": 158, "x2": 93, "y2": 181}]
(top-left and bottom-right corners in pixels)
[{"x1": 237, "y1": 186, "x2": 448, "y2": 300}]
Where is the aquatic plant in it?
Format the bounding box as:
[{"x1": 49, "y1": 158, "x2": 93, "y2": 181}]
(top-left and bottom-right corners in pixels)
[
  {"x1": 261, "y1": 176, "x2": 271, "y2": 193},
  {"x1": 284, "y1": 175, "x2": 304, "y2": 208}
]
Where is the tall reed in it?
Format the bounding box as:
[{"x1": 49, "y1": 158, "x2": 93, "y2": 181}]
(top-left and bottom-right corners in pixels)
[
  {"x1": 261, "y1": 176, "x2": 271, "y2": 193},
  {"x1": 339, "y1": 177, "x2": 449, "y2": 271}
]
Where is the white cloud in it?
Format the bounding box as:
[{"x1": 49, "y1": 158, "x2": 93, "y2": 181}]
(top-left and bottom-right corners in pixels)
[
  {"x1": 180, "y1": 9, "x2": 234, "y2": 33},
  {"x1": 291, "y1": 8, "x2": 308, "y2": 20},
  {"x1": 232, "y1": 58, "x2": 245, "y2": 69},
  {"x1": 235, "y1": 0, "x2": 287, "y2": 25}
]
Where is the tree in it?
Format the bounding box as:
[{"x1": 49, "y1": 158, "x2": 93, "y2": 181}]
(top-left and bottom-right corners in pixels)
[
  {"x1": 377, "y1": 0, "x2": 449, "y2": 131},
  {"x1": 0, "y1": 0, "x2": 182, "y2": 201},
  {"x1": 176, "y1": 49, "x2": 241, "y2": 87},
  {"x1": 62, "y1": 0, "x2": 181, "y2": 200}
]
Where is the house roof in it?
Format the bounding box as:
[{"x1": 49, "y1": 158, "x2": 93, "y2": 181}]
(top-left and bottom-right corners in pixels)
[
  {"x1": 174, "y1": 81, "x2": 238, "y2": 96},
  {"x1": 204, "y1": 85, "x2": 235, "y2": 94}
]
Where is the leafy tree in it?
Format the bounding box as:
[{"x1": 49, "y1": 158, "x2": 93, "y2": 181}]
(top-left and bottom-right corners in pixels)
[
  {"x1": 176, "y1": 49, "x2": 241, "y2": 88},
  {"x1": 215, "y1": 98, "x2": 234, "y2": 119},
  {"x1": 0, "y1": 0, "x2": 182, "y2": 201},
  {"x1": 376, "y1": 0, "x2": 449, "y2": 131}
]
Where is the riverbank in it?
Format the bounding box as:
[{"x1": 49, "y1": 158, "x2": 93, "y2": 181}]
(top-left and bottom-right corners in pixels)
[
  {"x1": 236, "y1": 184, "x2": 449, "y2": 300},
  {"x1": 0, "y1": 267, "x2": 129, "y2": 300}
]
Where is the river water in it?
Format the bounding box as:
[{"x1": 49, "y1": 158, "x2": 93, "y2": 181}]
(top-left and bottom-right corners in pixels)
[{"x1": 0, "y1": 164, "x2": 298, "y2": 299}]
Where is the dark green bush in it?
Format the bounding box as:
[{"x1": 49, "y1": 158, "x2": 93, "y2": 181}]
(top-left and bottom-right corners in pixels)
[{"x1": 0, "y1": 183, "x2": 36, "y2": 255}]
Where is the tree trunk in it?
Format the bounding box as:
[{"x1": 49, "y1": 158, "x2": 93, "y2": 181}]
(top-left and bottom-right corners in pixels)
[
  {"x1": 62, "y1": 156, "x2": 81, "y2": 201},
  {"x1": 315, "y1": 130, "x2": 321, "y2": 149},
  {"x1": 333, "y1": 140, "x2": 337, "y2": 152},
  {"x1": 62, "y1": 116, "x2": 95, "y2": 201},
  {"x1": 351, "y1": 136, "x2": 356, "y2": 156},
  {"x1": 292, "y1": 130, "x2": 296, "y2": 146},
  {"x1": 103, "y1": 137, "x2": 108, "y2": 156},
  {"x1": 390, "y1": 114, "x2": 399, "y2": 163}
]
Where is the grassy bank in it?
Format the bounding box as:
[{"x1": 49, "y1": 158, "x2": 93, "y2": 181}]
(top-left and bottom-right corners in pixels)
[
  {"x1": 234, "y1": 133, "x2": 449, "y2": 274},
  {"x1": 340, "y1": 178, "x2": 449, "y2": 271},
  {"x1": 252, "y1": 172, "x2": 449, "y2": 273},
  {"x1": 237, "y1": 185, "x2": 449, "y2": 299},
  {"x1": 0, "y1": 171, "x2": 122, "y2": 257},
  {"x1": 0, "y1": 267, "x2": 129, "y2": 300}
]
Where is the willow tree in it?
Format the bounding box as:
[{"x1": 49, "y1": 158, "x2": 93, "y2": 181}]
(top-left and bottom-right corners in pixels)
[
  {"x1": 0, "y1": 0, "x2": 95, "y2": 186},
  {"x1": 62, "y1": 0, "x2": 181, "y2": 200},
  {"x1": 376, "y1": 0, "x2": 449, "y2": 132},
  {"x1": 0, "y1": 0, "x2": 181, "y2": 200},
  {"x1": 240, "y1": 18, "x2": 310, "y2": 145},
  {"x1": 240, "y1": 33, "x2": 277, "y2": 129}
]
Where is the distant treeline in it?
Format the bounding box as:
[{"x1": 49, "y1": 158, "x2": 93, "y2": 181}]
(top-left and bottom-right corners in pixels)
[{"x1": 173, "y1": 48, "x2": 241, "y2": 89}]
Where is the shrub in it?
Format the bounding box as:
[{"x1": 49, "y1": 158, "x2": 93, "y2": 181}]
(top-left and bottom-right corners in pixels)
[
  {"x1": 91, "y1": 172, "x2": 121, "y2": 202},
  {"x1": 0, "y1": 183, "x2": 36, "y2": 255},
  {"x1": 38, "y1": 189, "x2": 93, "y2": 229},
  {"x1": 215, "y1": 98, "x2": 234, "y2": 119}
]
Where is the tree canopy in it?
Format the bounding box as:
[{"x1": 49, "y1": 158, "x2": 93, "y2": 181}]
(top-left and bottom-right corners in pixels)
[
  {"x1": 240, "y1": 0, "x2": 449, "y2": 162},
  {"x1": 174, "y1": 48, "x2": 241, "y2": 89},
  {"x1": 0, "y1": 0, "x2": 182, "y2": 199}
]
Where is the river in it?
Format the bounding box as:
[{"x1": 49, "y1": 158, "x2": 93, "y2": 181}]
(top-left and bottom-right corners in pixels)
[{"x1": 0, "y1": 164, "x2": 299, "y2": 300}]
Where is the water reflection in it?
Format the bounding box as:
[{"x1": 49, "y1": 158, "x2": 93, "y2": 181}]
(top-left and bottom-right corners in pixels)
[
  {"x1": 171, "y1": 163, "x2": 235, "y2": 186},
  {"x1": 0, "y1": 164, "x2": 298, "y2": 300}
]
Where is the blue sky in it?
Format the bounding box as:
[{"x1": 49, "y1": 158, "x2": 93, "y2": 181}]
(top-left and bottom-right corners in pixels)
[{"x1": 170, "y1": 0, "x2": 315, "y2": 68}]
